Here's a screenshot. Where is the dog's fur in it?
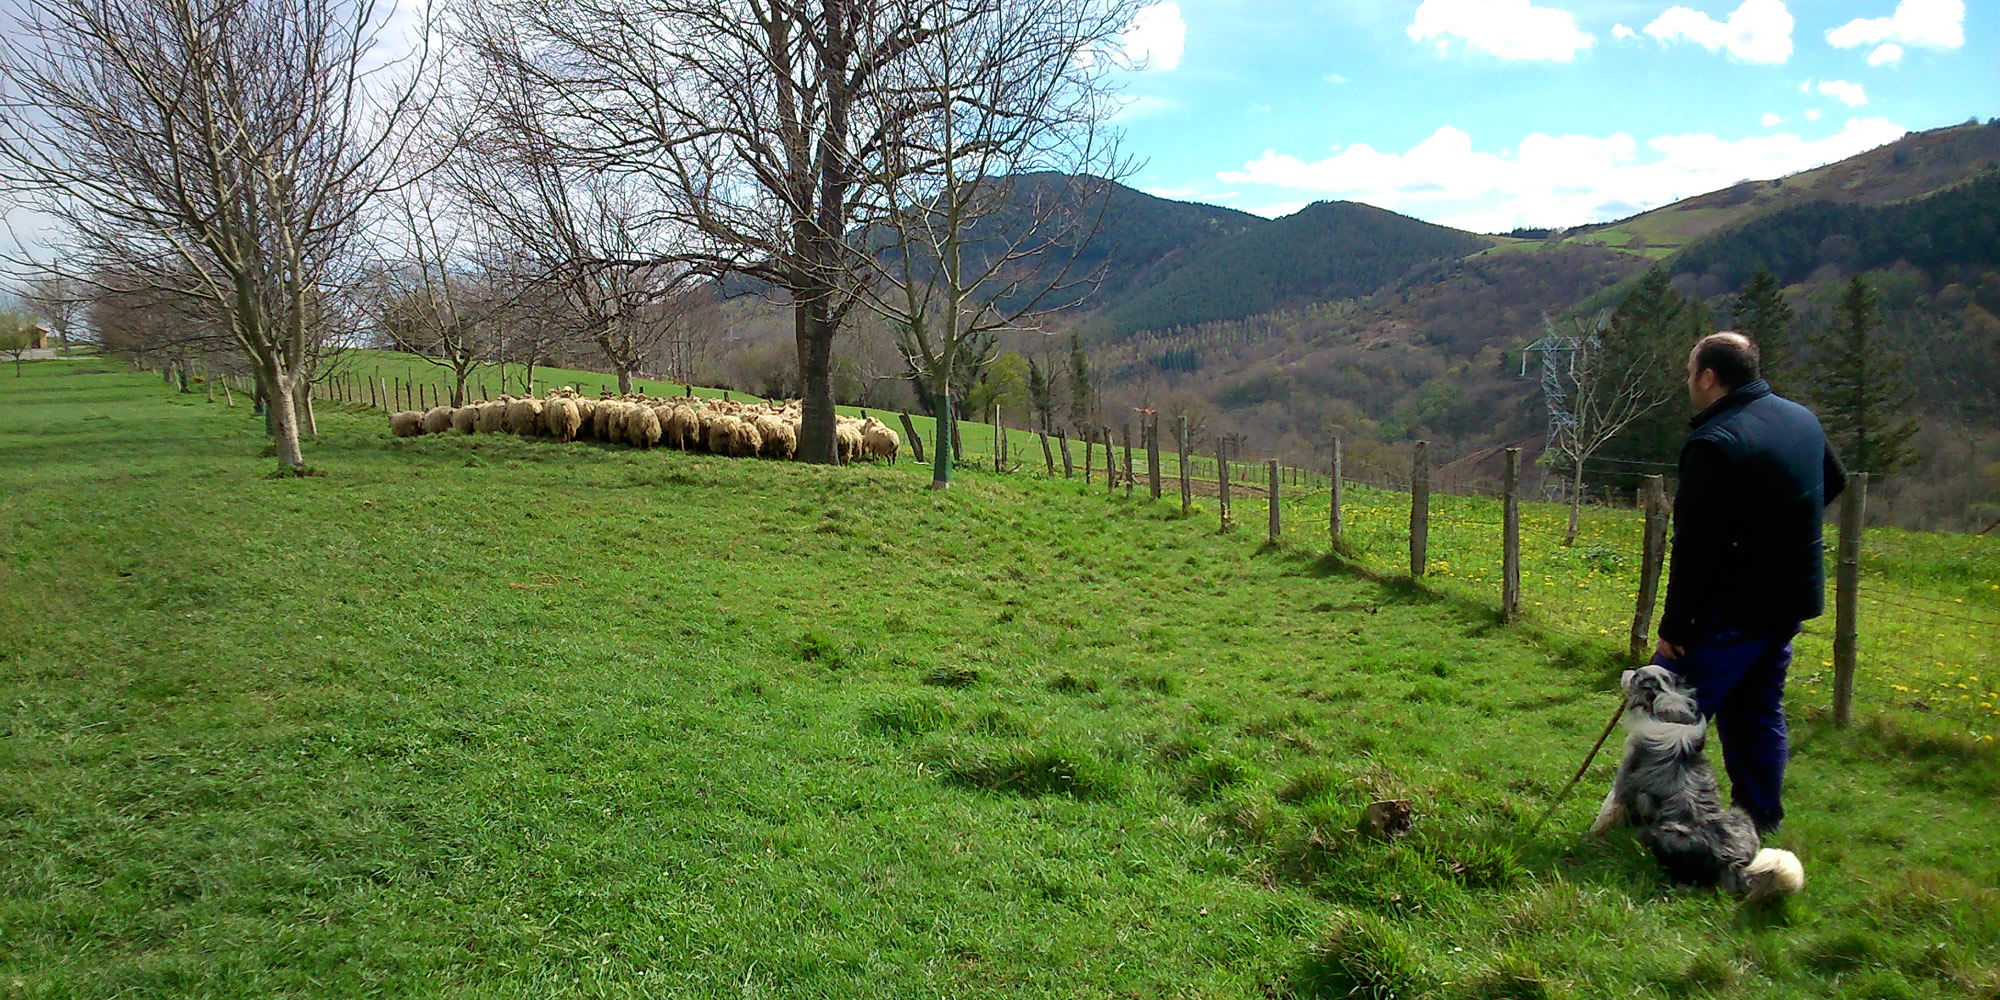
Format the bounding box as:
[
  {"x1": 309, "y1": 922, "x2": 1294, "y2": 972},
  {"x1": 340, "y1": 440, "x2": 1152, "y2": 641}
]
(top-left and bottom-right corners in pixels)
[{"x1": 1590, "y1": 665, "x2": 1805, "y2": 900}]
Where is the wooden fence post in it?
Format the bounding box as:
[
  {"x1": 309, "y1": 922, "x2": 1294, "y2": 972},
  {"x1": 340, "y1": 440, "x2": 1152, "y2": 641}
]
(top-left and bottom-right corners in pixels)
[
  {"x1": 1629, "y1": 475, "x2": 1668, "y2": 659},
  {"x1": 1058, "y1": 429, "x2": 1074, "y2": 478},
  {"x1": 1503, "y1": 448, "x2": 1522, "y2": 622},
  {"x1": 1330, "y1": 436, "x2": 1344, "y2": 548},
  {"x1": 1833, "y1": 473, "x2": 1868, "y2": 727},
  {"x1": 1178, "y1": 416, "x2": 1191, "y2": 516},
  {"x1": 1218, "y1": 439, "x2": 1232, "y2": 530},
  {"x1": 1268, "y1": 459, "x2": 1281, "y2": 543},
  {"x1": 1122, "y1": 423, "x2": 1135, "y2": 497},
  {"x1": 1039, "y1": 431, "x2": 1055, "y2": 475},
  {"x1": 1146, "y1": 414, "x2": 1162, "y2": 499},
  {"x1": 1102, "y1": 426, "x2": 1115, "y2": 494},
  {"x1": 899, "y1": 412, "x2": 925, "y2": 465},
  {"x1": 1082, "y1": 428, "x2": 1094, "y2": 484},
  {"x1": 1410, "y1": 440, "x2": 1430, "y2": 578},
  {"x1": 222, "y1": 379, "x2": 234, "y2": 408}
]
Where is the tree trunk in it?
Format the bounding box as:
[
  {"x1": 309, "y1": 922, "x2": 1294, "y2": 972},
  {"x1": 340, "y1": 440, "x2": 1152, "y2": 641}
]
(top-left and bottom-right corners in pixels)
[
  {"x1": 931, "y1": 378, "x2": 955, "y2": 490},
  {"x1": 796, "y1": 304, "x2": 838, "y2": 464},
  {"x1": 268, "y1": 370, "x2": 306, "y2": 471},
  {"x1": 616, "y1": 365, "x2": 634, "y2": 396},
  {"x1": 1564, "y1": 460, "x2": 1584, "y2": 546}
]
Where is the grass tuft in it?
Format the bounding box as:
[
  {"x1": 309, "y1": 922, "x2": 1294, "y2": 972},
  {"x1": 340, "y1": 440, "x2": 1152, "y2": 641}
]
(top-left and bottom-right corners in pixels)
[
  {"x1": 939, "y1": 744, "x2": 1121, "y2": 800},
  {"x1": 1293, "y1": 909, "x2": 1440, "y2": 1000}
]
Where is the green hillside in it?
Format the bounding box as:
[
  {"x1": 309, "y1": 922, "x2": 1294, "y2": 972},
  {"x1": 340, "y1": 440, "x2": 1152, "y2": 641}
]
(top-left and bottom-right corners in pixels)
[
  {"x1": 1563, "y1": 121, "x2": 2000, "y2": 257},
  {"x1": 1100, "y1": 200, "x2": 1493, "y2": 335},
  {"x1": 5, "y1": 359, "x2": 1997, "y2": 998}
]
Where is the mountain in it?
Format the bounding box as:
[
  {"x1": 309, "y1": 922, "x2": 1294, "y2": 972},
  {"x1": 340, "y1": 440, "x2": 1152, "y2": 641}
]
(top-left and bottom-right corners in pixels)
[
  {"x1": 1548, "y1": 120, "x2": 2000, "y2": 258},
  {"x1": 1094, "y1": 200, "x2": 1493, "y2": 335}
]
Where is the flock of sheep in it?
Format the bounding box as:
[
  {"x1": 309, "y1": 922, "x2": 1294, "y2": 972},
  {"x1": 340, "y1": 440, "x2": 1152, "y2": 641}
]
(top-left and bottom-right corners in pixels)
[{"x1": 387, "y1": 388, "x2": 902, "y2": 463}]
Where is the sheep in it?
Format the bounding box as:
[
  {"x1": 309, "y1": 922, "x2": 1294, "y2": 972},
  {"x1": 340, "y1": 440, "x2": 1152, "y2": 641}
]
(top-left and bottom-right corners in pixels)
[
  {"x1": 834, "y1": 418, "x2": 864, "y2": 464},
  {"x1": 663, "y1": 405, "x2": 701, "y2": 450},
  {"x1": 421, "y1": 405, "x2": 454, "y2": 435},
  {"x1": 733, "y1": 416, "x2": 765, "y2": 457},
  {"x1": 706, "y1": 414, "x2": 741, "y2": 455},
  {"x1": 450, "y1": 406, "x2": 478, "y2": 434},
  {"x1": 706, "y1": 414, "x2": 763, "y2": 457},
  {"x1": 860, "y1": 416, "x2": 900, "y2": 462},
  {"x1": 694, "y1": 410, "x2": 720, "y2": 452},
  {"x1": 605, "y1": 401, "x2": 634, "y2": 445},
  {"x1": 474, "y1": 399, "x2": 509, "y2": 434},
  {"x1": 505, "y1": 397, "x2": 544, "y2": 436},
  {"x1": 543, "y1": 396, "x2": 582, "y2": 442},
  {"x1": 752, "y1": 413, "x2": 796, "y2": 459},
  {"x1": 627, "y1": 404, "x2": 663, "y2": 449},
  {"x1": 389, "y1": 410, "x2": 425, "y2": 437},
  {"x1": 591, "y1": 399, "x2": 619, "y2": 441}
]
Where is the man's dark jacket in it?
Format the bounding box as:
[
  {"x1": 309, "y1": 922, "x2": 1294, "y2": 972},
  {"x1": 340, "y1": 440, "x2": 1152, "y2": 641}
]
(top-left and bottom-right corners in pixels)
[{"x1": 1659, "y1": 379, "x2": 1847, "y2": 646}]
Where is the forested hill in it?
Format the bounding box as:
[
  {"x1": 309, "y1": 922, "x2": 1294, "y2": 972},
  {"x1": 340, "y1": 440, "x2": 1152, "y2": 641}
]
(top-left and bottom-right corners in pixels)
[
  {"x1": 1094, "y1": 200, "x2": 1493, "y2": 335},
  {"x1": 1668, "y1": 169, "x2": 2000, "y2": 293}
]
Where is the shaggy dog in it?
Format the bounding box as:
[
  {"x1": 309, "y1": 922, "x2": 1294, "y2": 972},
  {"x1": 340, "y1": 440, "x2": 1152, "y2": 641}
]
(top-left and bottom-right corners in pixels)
[{"x1": 1590, "y1": 665, "x2": 1805, "y2": 900}]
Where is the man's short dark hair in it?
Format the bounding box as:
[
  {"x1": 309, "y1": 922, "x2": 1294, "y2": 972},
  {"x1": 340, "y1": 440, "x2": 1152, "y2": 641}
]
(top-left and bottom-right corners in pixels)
[{"x1": 1694, "y1": 332, "x2": 1760, "y2": 389}]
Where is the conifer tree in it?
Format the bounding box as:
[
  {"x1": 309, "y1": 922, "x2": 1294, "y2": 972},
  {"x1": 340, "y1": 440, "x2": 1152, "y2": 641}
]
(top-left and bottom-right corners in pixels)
[
  {"x1": 1067, "y1": 332, "x2": 1094, "y2": 433},
  {"x1": 1027, "y1": 355, "x2": 1055, "y2": 433},
  {"x1": 1808, "y1": 276, "x2": 1919, "y2": 477},
  {"x1": 1733, "y1": 267, "x2": 1795, "y2": 387},
  {"x1": 1596, "y1": 268, "x2": 1711, "y2": 478}
]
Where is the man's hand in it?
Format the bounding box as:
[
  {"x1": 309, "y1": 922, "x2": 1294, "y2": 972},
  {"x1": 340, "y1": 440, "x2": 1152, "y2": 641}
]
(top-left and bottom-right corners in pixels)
[{"x1": 1655, "y1": 638, "x2": 1685, "y2": 661}]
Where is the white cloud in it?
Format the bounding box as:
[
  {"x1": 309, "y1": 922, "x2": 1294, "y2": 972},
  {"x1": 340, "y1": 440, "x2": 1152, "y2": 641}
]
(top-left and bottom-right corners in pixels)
[
  {"x1": 1324, "y1": 72, "x2": 1349, "y2": 85},
  {"x1": 1406, "y1": 0, "x2": 1595, "y2": 62},
  {"x1": 1216, "y1": 118, "x2": 1907, "y2": 231},
  {"x1": 1612, "y1": 23, "x2": 1637, "y2": 39},
  {"x1": 1804, "y1": 108, "x2": 1823, "y2": 121},
  {"x1": 1761, "y1": 112, "x2": 1783, "y2": 126},
  {"x1": 1247, "y1": 102, "x2": 1272, "y2": 114},
  {"x1": 1816, "y1": 79, "x2": 1868, "y2": 107},
  {"x1": 1122, "y1": 3, "x2": 1186, "y2": 72},
  {"x1": 1643, "y1": 0, "x2": 1794, "y2": 64},
  {"x1": 1827, "y1": 0, "x2": 1964, "y2": 50},
  {"x1": 1867, "y1": 43, "x2": 1904, "y2": 66}
]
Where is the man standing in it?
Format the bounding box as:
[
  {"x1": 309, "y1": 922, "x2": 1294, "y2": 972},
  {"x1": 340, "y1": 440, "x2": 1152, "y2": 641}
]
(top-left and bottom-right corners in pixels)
[{"x1": 1656, "y1": 331, "x2": 1845, "y2": 834}]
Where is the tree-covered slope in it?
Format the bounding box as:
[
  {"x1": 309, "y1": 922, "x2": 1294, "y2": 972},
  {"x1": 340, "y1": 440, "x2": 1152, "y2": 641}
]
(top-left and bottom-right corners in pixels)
[{"x1": 1099, "y1": 200, "x2": 1492, "y2": 336}]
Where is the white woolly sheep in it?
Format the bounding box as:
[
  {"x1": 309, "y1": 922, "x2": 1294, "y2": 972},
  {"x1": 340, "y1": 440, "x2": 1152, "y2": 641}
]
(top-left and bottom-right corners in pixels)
[
  {"x1": 505, "y1": 397, "x2": 544, "y2": 436},
  {"x1": 543, "y1": 397, "x2": 582, "y2": 442},
  {"x1": 627, "y1": 404, "x2": 663, "y2": 449},
  {"x1": 389, "y1": 410, "x2": 424, "y2": 437},
  {"x1": 421, "y1": 405, "x2": 454, "y2": 435},
  {"x1": 834, "y1": 419, "x2": 863, "y2": 464},
  {"x1": 752, "y1": 413, "x2": 796, "y2": 459},
  {"x1": 474, "y1": 399, "x2": 509, "y2": 434},
  {"x1": 450, "y1": 406, "x2": 478, "y2": 434},
  {"x1": 860, "y1": 417, "x2": 899, "y2": 462}
]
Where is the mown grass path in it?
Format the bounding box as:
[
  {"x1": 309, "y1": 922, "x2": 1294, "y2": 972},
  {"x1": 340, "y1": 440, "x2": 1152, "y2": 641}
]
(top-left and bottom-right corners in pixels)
[{"x1": 2, "y1": 359, "x2": 1995, "y2": 999}]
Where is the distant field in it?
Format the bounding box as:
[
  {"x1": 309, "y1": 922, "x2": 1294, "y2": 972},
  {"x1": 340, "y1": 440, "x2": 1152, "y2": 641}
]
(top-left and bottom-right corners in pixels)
[{"x1": 4, "y1": 358, "x2": 1996, "y2": 999}]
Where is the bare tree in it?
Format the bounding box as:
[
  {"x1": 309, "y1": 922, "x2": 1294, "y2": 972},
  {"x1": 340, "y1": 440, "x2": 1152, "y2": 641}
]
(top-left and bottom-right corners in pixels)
[
  {"x1": 443, "y1": 61, "x2": 708, "y2": 397},
  {"x1": 462, "y1": 0, "x2": 1037, "y2": 462},
  {"x1": 364, "y1": 187, "x2": 500, "y2": 406},
  {"x1": 0, "y1": 0, "x2": 433, "y2": 470},
  {"x1": 856, "y1": 0, "x2": 1133, "y2": 488},
  {"x1": 19, "y1": 270, "x2": 86, "y2": 353},
  {"x1": 1539, "y1": 312, "x2": 1679, "y2": 544},
  {"x1": 0, "y1": 303, "x2": 34, "y2": 374}
]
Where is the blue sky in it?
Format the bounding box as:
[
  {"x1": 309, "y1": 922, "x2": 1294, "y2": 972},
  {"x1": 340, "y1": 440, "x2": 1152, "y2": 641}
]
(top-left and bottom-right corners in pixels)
[{"x1": 1107, "y1": 0, "x2": 1993, "y2": 231}]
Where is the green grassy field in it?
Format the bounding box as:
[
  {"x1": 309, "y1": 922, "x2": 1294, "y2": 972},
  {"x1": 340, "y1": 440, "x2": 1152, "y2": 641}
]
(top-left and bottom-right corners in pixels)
[{"x1": 4, "y1": 358, "x2": 1997, "y2": 999}]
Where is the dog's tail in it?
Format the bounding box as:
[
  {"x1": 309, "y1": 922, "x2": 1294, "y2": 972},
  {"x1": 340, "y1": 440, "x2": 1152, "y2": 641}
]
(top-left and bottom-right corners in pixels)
[{"x1": 1738, "y1": 848, "x2": 1805, "y2": 900}]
